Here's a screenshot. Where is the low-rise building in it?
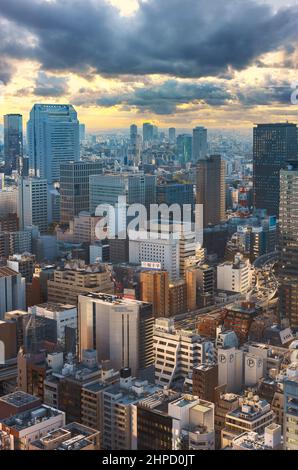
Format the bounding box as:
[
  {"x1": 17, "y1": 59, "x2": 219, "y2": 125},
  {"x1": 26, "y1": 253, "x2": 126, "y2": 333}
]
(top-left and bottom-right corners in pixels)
[
  {"x1": 0, "y1": 404, "x2": 65, "y2": 450},
  {"x1": 231, "y1": 423, "x2": 282, "y2": 450},
  {"x1": 154, "y1": 318, "x2": 214, "y2": 388},
  {"x1": 29, "y1": 422, "x2": 100, "y2": 450},
  {"x1": 222, "y1": 392, "x2": 275, "y2": 448}
]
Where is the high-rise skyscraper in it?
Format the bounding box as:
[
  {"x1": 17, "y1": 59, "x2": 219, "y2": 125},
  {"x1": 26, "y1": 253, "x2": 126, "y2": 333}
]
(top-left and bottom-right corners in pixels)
[
  {"x1": 79, "y1": 123, "x2": 86, "y2": 142},
  {"x1": 27, "y1": 104, "x2": 80, "y2": 183},
  {"x1": 177, "y1": 134, "x2": 192, "y2": 164},
  {"x1": 253, "y1": 123, "x2": 297, "y2": 217},
  {"x1": 89, "y1": 172, "x2": 156, "y2": 214},
  {"x1": 4, "y1": 114, "x2": 23, "y2": 175},
  {"x1": 78, "y1": 293, "x2": 154, "y2": 379},
  {"x1": 143, "y1": 123, "x2": 154, "y2": 144},
  {"x1": 284, "y1": 378, "x2": 298, "y2": 450},
  {"x1": 169, "y1": 128, "x2": 176, "y2": 144},
  {"x1": 129, "y1": 124, "x2": 141, "y2": 165},
  {"x1": 130, "y1": 124, "x2": 137, "y2": 145},
  {"x1": 279, "y1": 164, "x2": 298, "y2": 328},
  {"x1": 140, "y1": 270, "x2": 170, "y2": 318},
  {"x1": 60, "y1": 161, "x2": 103, "y2": 224},
  {"x1": 197, "y1": 155, "x2": 226, "y2": 227},
  {"x1": 18, "y1": 177, "x2": 48, "y2": 233},
  {"x1": 192, "y1": 126, "x2": 208, "y2": 162}
]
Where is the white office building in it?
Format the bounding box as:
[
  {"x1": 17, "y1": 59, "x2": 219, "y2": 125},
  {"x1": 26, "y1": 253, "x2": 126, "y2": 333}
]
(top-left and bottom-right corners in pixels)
[
  {"x1": 217, "y1": 254, "x2": 253, "y2": 294},
  {"x1": 0, "y1": 266, "x2": 26, "y2": 320},
  {"x1": 129, "y1": 235, "x2": 180, "y2": 280},
  {"x1": 169, "y1": 395, "x2": 215, "y2": 450},
  {"x1": 18, "y1": 178, "x2": 48, "y2": 233},
  {"x1": 29, "y1": 303, "x2": 77, "y2": 344},
  {"x1": 154, "y1": 318, "x2": 214, "y2": 387},
  {"x1": 78, "y1": 293, "x2": 154, "y2": 379}
]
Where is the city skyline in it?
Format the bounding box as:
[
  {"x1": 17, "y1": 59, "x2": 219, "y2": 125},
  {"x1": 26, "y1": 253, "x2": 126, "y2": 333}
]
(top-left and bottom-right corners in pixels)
[{"x1": 0, "y1": 0, "x2": 297, "y2": 131}]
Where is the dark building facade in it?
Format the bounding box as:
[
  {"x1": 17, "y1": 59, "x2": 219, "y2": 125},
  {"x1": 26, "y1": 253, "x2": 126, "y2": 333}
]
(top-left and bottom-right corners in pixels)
[
  {"x1": 4, "y1": 114, "x2": 23, "y2": 174},
  {"x1": 253, "y1": 123, "x2": 297, "y2": 217},
  {"x1": 279, "y1": 165, "x2": 298, "y2": 328},
  {"x1": 193, "y1": 364, "x2": 218, "y2": 403},
  {"x1": 60, "y1": 161, "x2": 103, "y2": 224},
  {"x1": 157, "y1": 183, "x2": 194, "y2": 211},
  {"x1": 197, "y1": 155, "x2": 226, "y2": 228}
]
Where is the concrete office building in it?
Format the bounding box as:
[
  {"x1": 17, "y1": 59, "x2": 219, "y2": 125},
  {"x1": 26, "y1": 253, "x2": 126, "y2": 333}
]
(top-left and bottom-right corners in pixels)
[
  {"x1": 129, "y1": 235, "x2": 180, "y2": 280},
  {"x1": 79, "y1": 294, "x2": 154, "y2": 379},
  {"x1": 81, "y1": 367, "x2": 120, "y2": 435},
  {"x1": 89, "y1": 172, "x2": 156, "y2": 214},
  {"x1": 231, "y1": 424, "x2": 282, "y2": 450},
  {"x1": 7, "y1": 254, "x2": 35, "y2": 283},
  {"x1": 217, "y1": 254, "x2": 253, "y2": 294},
  {"x1": 197, "y1": 155, "x2": 226, "y2": 227},
  {"x1": 253, "y1": 123, "x2": 297, "y2": 217},
  {"x1": 167, "y1": 395, "x2": 215, "y2": 450},
  {"x1": 0, "y1": 404, "x2": 65, "y2": 450},
  {"x1": 4, "y1": 114, "x2": 23, "y2": 174},
  {"x1": 169, "y1": 128, "x2": 176, "y2": 144},
  {"x1": 0, "y1": 188, "x2": 18, "y2": 218},
  {"x1": 18, "y1": 177, "x2": 48, "y2": 233},
  {"x1": 143, "y1": 123, "x2": 154, "y2": 144},
  {"x1": 129, "y1": 124, "x2": 141, "y2": 165},
  {"x1": 47, "y1": 261, "x2": 114, "y2": 305},
  {"x1": 177, "y1": 134, "x2": 192, "y2": 164},
  {"x1": 222, "y1": 393, "x2": 275, "y2": 447},
  {"x1": 279, "y1": 165, "x2": 298, "y2": 328},
  {"x1": 57, "y1": 211, "x2": 101, "y2": 244},
  {"x1": 154, "y1": 318, "x2": 214, "y2": 387},
  {"x1": 0, "y1": 267, "x2": 26, "y2": 320},
  {"x1": 193, "y1": 364, "x2": 218, "y2": 403},
  {"x1": 29, "y1": 303, "x2": 77, "y2": 345},
  {"x1": 29, "y1": 422, "x2": 100, "y2": 451},
  {"x1": 0, "y1": 320, "x2": 17, "y2": 362},
  {"x1": 196, "y1": 264, "x2": 215, "y2": 308},
  {"x1": 27, "y1": 104, "x2": 80, "y2": 183},
  {"x1": 156, "y1": 182, "x2": 194, "y2": 210},
  {"x1": 284, "y1": 377, "x2": 298, "y2": 450},
  {"x1": 60, "y1": 161, "x2": 103, "y2": 224},
  {"x1": 0, "y1": 392, "x2": 41, "y2": 421},
  {"x1": 192, "y1": 126, "x2": 208, "y2": 162},
  {"x1": 140, "y1": 270, "x2": 170, "y2": 318},
  {"x1": 136, "y1": 390, "x2": 180, "y2": 450},
  {"x1": 102, "y1": 370, "x2": 160, "y2": 450}
]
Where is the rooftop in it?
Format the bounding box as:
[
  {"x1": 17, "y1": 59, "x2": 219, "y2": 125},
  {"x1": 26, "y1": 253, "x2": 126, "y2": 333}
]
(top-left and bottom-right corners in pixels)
[
  {"x1": 137, "y1": 390, "x2": 180, "y2": 414},
  {"x1": 2, "y1": 406, "x2": 64, "y2": 431},
  {"x1": 104, "y1": 380, "x2": 160, "y2": 405},
  {"x1": 30, "y1": 423, "x2": 98, "y2": 451},
  {"x1": 0, "y1": 266, "x2": 19, "y2": 278},
  {"x1": 0, "y1": 391, "x2": 39, "y2": 408},
  {"x1": 35, "y1": 303, "x2": 76, "y2": 312},
  {"x1": 81, "y1": 292, "x2": 150, "y2": 307}
]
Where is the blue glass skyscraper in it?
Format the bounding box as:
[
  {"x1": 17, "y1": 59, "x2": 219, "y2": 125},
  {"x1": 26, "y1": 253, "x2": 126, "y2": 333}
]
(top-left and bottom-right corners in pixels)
[{"x1": 27, "y1": 104, "x2": 80, "y2": 183}]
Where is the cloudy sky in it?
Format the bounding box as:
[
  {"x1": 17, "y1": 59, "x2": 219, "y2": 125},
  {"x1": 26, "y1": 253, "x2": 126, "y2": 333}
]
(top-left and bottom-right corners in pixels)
[{"x1": 0, "y1": 0, "x2": 297, "y2": 130}]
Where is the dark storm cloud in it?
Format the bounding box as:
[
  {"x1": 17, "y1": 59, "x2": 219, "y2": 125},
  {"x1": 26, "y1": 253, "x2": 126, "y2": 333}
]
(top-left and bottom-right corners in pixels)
[
  {"x1": 0, "y1": 0, "x2": 297, "y2": 80},
  {"x1": 33, "y1": 71, "x2": 69, "y2": 97},
  {"x1": 95, "y1": 80, "x2": 233, "y2": 114},
  {"x1": 0, "y1": 59, "x2": 16, "y2": 84},
  {"x1": 237, "y1": 80, "x2": 294, "y2": 107},
  {"x1": 72, "y1": 77, "x2": 294, "y2": 114}
]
